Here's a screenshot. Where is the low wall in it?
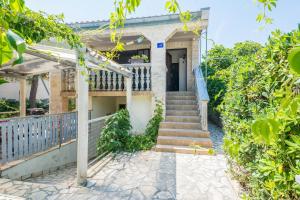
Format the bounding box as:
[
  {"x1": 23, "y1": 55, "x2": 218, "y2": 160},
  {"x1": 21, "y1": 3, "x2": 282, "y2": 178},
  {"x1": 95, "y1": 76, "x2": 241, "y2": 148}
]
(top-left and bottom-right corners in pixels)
[{"x1": 1, "y1": 140, "x2": 77, "y2": 180}]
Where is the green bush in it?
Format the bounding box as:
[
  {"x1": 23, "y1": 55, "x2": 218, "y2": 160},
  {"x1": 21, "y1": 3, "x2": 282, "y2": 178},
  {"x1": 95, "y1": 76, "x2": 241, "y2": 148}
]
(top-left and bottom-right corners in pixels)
[
  {"x1": 97, "y1": 101, "x2": 163, "y2": 154},
  {"x1": 215, "y1": 28, "x2": 300, "y2": 199},
  {"x1": 204, "y1": 42, "x2": 261, "y2": 125},
  {"x1": 126, "y1": 100, "x2": 163, "y2": 151},
  {"x1": 97, "y1": 109, "x2": 132, "y2": 154}
]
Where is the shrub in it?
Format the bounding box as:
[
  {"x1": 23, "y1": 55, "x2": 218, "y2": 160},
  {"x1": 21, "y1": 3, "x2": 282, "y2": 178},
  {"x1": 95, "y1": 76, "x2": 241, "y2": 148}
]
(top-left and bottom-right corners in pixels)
[
  {"x1": 204, "y1": 42, "x2": 261, "y2": 125},
  {"x1": 216, "y1": 28, "x2": 300, "y2": 199},
  {"x1": 96, "y1": 101, "x2": 164, "y2": 154},
  {"x1": 125, "y1": 100, "x2": 163, "y2": 151},
  {"x1": 97, "y1": 109, "x2": 132, "y2": 154}
]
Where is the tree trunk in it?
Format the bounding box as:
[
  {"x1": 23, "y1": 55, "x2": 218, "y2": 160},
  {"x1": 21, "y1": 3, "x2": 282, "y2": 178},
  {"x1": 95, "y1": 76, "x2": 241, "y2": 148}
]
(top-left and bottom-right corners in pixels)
[{"x1": 29, "y1": 75, "x2": 39, "y2": 108}]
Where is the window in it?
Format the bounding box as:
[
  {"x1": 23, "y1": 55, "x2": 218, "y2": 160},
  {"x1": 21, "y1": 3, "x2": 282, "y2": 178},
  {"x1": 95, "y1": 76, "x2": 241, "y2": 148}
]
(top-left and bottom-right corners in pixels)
[{"x1": 114, "y1": 49, "x2": 151, "y2": 64}]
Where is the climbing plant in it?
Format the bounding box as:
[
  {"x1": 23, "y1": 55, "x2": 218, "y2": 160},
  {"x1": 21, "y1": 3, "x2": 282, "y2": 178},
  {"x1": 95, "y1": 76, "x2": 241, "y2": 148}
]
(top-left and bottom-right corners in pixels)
[{"x1": 0, "y1": 0, "x2": 82, "y2": 66}]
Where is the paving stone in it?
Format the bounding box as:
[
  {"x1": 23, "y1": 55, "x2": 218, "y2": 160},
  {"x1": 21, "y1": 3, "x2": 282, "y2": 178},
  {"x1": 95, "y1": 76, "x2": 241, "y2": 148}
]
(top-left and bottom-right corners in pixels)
[{"x1": 0, "y1": 149, "x2": 241, "y2": 199}]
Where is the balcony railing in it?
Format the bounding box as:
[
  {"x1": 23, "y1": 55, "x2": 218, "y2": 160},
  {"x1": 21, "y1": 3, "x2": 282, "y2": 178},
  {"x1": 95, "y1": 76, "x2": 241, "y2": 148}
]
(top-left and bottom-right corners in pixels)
[{"x1": 63, "y1": 63, "x2": 151, "y2": 92}]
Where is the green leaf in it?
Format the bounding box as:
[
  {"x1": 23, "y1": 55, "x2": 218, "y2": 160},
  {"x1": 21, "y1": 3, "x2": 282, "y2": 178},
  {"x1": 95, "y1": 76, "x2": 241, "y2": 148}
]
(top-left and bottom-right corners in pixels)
[
  {"x1": 0, "y1": 32, "x2": 14, "y2": 66},
  {"x1": 12, "y1": 54, "x2": 24, "y2": 66},
  {"x1": 9, "y1": 0, "x2": 25, "y2": 13},
  {"x1": 6, "y1": 30, "x2": 26, "y2": 54},
  {"x1": 252, "y1": 118, "x2": 280, "y2": 145},
  {"x1": 288, "y1": 47, "x2": 300, "y2": 74}
]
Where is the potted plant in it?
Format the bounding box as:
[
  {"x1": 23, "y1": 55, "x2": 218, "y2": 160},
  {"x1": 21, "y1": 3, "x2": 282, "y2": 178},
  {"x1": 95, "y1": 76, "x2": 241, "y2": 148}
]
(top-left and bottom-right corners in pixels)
[{"x1": 130, "y1": 54, "x2": 149, "y2": 63}]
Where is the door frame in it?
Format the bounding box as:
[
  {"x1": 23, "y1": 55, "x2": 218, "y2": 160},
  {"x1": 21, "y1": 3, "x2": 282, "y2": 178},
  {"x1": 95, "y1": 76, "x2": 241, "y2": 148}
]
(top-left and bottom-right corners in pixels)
[{"x1": 166, "y1": 48, "x2": 187, "y2": 91}]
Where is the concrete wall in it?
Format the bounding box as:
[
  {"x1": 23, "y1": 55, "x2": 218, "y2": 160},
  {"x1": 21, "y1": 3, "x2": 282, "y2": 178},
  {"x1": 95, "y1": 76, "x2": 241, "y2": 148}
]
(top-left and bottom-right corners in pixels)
[
  {"x1": 90, "y1": 95, "x2": 151, "y2": 134},
  {"x1": 1, "y1": 141, "x2": 77, "y2": 180},
  {"x1": 91, "y1": 96, "x2": 117, "y2": 119},
  {"x1": 131, "y1": 95, "x2": 152, "y2": 134}
]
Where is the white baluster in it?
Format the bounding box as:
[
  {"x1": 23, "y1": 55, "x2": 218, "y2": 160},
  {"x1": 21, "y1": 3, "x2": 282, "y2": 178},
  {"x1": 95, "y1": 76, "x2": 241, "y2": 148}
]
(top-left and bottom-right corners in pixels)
[
  {"x1": 123, "y1": 75, "x2": 126, "y2": 90},
  {"x1": 141, "y1": 66, "x2": 146, "y2": 91},
  {"x1": 116, "y1": 74, "x2": 120, "y2": 91},
  {"x1": 134, "y1": 67, "x2": 139, "y2": 91},
  {"x1": 107, "y1": 72, "x2": 111, "y2": 90},
  {"x1": 146, "y1": 66, "x2": 151, "y2": 90},
  {"x1": 97, "y1": 71, "x2": 101, "y2": 90},
  {"x1": 101, "y1": 71, "x2": 105, "y2": 90},
  {"x1": 112, "y1": 73, "x2": 116, "y2": 91}
]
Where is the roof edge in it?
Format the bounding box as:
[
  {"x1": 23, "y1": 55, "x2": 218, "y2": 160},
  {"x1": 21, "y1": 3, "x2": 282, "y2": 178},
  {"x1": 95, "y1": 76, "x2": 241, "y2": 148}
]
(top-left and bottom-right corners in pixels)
[{"x1": 67, "y1": 7, "x2": 210, "y2": 30}]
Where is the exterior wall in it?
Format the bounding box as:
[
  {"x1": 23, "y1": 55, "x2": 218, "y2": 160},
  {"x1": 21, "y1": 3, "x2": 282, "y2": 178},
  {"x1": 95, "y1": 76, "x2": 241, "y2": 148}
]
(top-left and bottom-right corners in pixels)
[
  {"x1": 91, "y1": 96, "x2": 117, "y2": 118},
  {"x1": 1, "y1": 141, "x2": 77, "y2": 180},
  {"x1": 131, "y1": 95, "x2": 152, "y2": 134},
  {"x1": 49, "y1": 71, "x2": 68, "y2": 114},
  {"x1": 90, "y1": 95, "x2": 151, "y2": 134}
]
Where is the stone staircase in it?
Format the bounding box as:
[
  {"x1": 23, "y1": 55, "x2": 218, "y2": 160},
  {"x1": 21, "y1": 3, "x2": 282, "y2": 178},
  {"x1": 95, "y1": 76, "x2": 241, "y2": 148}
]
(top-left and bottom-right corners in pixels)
[{"x1": 156, "y1": 91, "x2": 213, "y2": 155}]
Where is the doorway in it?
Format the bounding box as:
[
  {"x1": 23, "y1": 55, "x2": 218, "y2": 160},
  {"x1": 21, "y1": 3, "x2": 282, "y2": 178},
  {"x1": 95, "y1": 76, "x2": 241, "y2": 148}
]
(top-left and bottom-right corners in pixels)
[{"x1": 166, "y1": 49, "x2": 187, "y2": 91}]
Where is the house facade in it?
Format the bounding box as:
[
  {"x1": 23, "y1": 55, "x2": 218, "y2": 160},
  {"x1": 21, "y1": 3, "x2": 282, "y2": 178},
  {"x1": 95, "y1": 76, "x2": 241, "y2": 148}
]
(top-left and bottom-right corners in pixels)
[{"x1": 47, "y1": 8, "x2": 211, "y2": 154}]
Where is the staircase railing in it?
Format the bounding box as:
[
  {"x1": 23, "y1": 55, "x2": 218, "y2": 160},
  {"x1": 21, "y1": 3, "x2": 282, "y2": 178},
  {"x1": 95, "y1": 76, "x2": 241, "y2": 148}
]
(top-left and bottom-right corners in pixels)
[{"x1": 193, "y1": 66, "x2": 210, "y2": 131}]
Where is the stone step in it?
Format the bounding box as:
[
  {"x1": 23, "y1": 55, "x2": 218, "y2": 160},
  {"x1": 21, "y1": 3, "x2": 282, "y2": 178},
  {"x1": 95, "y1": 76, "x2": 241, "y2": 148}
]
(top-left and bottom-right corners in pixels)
[
  {"x1": 166, "y1": 100, "x2": 197, "y2": 105},
  {"x1": 166, "y1": 105, "x2": 198, "y2": 111},
  {"x1": 159, "y1": 128, "x2": 210, "y2": 138},
  {"x1": 166, "y1": 95, "x2": 196, "y2": 101},
  {"x1": 160, "y1": 122, "x2": 201, "y2": 130},
  {"x1": 165, "y1": 116, "x2": 200, "y2": 123},
  {"x1": 166, "y1": 110, "x2": 199, "y2": 116},
  {"x1": 155, "y1": 144, "x2": 210, "y2": 155},
  {"x1": 167, "y1": 91, "x2": 195, "y2": 96},
  {"x1": 157, "y1": 136, "x2": 213, "y2": 147}
]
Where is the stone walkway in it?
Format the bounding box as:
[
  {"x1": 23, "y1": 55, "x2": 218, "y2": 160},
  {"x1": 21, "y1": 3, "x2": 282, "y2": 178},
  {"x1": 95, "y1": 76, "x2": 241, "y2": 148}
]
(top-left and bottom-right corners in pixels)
[{"x1": 0, "y1": 151, "x2": 240, "y2": 200}]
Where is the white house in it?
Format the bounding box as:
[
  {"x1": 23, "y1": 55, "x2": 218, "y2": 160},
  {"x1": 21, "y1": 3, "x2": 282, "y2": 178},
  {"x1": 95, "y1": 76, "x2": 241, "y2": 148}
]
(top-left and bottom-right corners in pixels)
[{"x1": 62, "y1": 8, "x2": 212, "y2": 154}]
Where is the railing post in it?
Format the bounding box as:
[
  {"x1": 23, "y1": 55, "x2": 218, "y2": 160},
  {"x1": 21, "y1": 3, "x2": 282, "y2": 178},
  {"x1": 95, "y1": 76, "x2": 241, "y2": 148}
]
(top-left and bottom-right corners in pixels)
[
  {"x1": 126, "y1": 76, "x2": 132, "y2": 119},
  {"x1": 199, "y1": 100, "x2": 208, "y2": 131}
]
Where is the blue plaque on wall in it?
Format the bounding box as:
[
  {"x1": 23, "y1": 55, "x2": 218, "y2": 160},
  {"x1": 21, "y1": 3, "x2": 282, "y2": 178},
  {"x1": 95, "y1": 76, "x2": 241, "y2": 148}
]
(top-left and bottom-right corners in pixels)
[{"x1": 157, "y1": 42, "x2": 164, "y2": 48}]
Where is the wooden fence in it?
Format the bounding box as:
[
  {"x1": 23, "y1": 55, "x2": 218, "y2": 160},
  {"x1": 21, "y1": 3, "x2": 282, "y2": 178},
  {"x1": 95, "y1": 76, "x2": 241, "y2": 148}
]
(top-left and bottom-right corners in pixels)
[{"x1": 0, "y1": 112, "x2": 77, "y2": 164}]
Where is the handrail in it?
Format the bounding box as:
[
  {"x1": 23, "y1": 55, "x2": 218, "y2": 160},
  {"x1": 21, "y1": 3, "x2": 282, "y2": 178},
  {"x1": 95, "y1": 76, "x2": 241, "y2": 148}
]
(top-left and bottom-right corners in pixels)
[
  {"x1": 0, "y1": 111, "x2": 77, "y2": 121},
  {"x1": 122, "y1": 63, "x2": 151, "y2": 68},
  {"x1": 88, "y1": 114, "x2": 114, "y2": 124},
  {"x1": 194, "y1": 66, "x2": 210, "y2": 101}
]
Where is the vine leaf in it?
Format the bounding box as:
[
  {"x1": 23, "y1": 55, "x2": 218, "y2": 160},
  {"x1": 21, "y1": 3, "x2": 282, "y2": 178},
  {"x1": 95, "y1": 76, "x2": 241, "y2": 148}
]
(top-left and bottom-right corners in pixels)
[
  {"x1": 0, "y1": 33, "x2": 14, "y2": 66},
  {"x1": 6, "y1": 30, "x2": 26, "y2": 55},
  {"x1": 252, "y1": 118, "x2": 280, "y2": 145},
  {"x1": 288, "y1": 47, "x2": 300, "y2": 75}
]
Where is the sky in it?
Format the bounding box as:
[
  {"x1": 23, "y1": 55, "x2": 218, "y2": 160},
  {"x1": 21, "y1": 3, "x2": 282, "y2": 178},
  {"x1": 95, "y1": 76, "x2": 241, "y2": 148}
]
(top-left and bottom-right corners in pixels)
[{"x1": 25, "y1": 0, "x2": 300, "y2": 48}]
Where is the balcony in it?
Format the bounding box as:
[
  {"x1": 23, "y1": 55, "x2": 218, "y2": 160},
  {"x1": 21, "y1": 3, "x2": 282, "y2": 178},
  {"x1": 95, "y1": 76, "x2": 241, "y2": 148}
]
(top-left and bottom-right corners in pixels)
[{"x1": 62, "y1": 63, "x2": 151, "y2": 96}]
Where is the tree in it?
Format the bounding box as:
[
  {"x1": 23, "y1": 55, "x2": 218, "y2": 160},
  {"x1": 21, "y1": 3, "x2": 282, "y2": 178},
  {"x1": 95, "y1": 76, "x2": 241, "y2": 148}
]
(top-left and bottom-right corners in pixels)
[{"x1": 29, "y1": 75, "x2": 38, "y2": 108}]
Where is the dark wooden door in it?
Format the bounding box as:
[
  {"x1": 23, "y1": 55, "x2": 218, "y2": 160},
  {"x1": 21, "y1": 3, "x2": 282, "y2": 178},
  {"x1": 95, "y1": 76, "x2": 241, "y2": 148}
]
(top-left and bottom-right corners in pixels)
[
  {"x1": 169, "y1": 63, "x2": 179, "y2": 91},
  {"x1": 166, "y1": 52, "x2": 172, "y2": 91}
]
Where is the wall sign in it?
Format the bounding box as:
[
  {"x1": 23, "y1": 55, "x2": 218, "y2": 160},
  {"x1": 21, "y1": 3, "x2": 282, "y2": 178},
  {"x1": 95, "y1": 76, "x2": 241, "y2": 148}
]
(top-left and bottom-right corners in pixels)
[{"x1": 157, "y1": 42, "x2": 164, "y2": 48}]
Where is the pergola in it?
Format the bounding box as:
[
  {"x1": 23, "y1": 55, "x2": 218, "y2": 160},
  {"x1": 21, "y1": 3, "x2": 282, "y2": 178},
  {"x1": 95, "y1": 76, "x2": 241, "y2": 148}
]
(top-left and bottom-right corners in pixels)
[{"x1": 0, "y1": 44, "x2": 133, "y2": 185}]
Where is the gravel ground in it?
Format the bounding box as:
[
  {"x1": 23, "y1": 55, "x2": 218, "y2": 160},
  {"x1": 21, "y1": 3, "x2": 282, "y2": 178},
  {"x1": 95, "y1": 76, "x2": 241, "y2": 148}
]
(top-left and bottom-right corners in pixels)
[{"x1": 208, "y1": 121, "x2": 225, "y2": 154}]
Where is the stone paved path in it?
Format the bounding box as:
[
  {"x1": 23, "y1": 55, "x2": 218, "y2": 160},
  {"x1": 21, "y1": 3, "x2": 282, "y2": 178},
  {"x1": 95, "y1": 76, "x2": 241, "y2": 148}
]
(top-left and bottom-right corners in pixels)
[{"x1": 0, "y1": 151, "x2": 240, "y2": 200}]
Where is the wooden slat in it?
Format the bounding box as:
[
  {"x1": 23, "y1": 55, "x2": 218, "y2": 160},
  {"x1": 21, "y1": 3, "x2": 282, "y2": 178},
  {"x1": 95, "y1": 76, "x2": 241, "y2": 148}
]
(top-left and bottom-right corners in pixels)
[
  {"x1": 7, "y1": 121, "x2": 13, "y2": 161},
  {"x1": 18, "y1": 119, "x2": 24, "y2": 158},
  {"x1": 28, "y1": 118, "x2": 32, "y2": 154},
  {"x1": 23, "y1": 119, "x2": 29, "y2": 156},
  {"x1": 13, "y1": 119, "x2": 19, "y2": 159},
  {"x1": 1, "y1": 123, "x2": 7, "y2": 163},
  {"x1": 37, "y1": 118, "x2": 42, "y2": 152}
]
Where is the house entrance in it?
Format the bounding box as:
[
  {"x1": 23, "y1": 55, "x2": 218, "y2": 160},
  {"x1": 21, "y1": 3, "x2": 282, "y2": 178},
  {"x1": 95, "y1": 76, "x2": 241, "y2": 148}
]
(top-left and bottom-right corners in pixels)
[{"x1": 166, "y1": 49, "x2": 187, "y2": 91}]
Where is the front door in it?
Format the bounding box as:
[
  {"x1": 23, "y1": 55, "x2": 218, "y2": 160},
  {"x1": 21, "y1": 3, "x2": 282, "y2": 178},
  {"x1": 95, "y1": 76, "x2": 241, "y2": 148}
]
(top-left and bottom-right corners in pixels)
[
  {"x1": 167, "y1": 63, "x2": 179, "y2": 91},
  {"x1": 166, "y1": 49, "x2": 186, "y2": 91}
]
